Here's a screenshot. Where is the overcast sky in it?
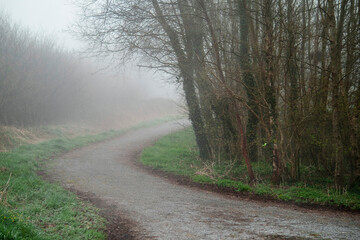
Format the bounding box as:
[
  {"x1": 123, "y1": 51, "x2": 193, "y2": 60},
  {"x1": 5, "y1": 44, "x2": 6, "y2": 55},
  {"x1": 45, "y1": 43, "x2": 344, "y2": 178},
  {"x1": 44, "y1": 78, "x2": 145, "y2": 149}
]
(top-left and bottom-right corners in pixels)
[
  {"x1": 0, "y1": 0, "x2": 81, "y2": 49},
  {"x1": 0, "y1": 0, "x2": 177, "y2": 99}
]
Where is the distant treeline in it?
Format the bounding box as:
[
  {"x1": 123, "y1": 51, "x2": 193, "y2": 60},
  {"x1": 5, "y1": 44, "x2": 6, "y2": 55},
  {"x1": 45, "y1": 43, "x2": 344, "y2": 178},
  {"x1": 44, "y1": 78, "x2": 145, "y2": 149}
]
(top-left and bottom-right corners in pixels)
[{"x1": 0, "y1": 13, "x2": 148, "y2": 126}]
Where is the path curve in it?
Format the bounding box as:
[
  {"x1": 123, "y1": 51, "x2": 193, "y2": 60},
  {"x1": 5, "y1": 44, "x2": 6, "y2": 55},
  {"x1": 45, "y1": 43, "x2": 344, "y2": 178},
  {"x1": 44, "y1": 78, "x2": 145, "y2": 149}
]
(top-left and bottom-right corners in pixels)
[{"x1": 47, "y1": 121, "x2": 360, "y2": 240}]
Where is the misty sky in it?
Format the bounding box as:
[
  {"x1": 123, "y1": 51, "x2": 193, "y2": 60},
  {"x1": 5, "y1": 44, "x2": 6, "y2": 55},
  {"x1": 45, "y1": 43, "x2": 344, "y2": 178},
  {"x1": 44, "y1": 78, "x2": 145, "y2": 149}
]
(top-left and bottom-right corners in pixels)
[{"x1": 0, "y1": 0, "x2": 177, "y2": 99}]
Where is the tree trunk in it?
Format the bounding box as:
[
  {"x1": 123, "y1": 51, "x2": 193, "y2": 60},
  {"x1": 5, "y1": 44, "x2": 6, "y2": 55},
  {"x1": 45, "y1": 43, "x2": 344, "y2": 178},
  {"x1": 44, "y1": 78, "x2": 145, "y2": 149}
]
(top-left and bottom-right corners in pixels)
[
  {"x1": 263, "y1": 0, "x2": 282, "y2": 184},
  {"x1": 200, "y1": 0, "x2": 255, "y2": 181},
  {"x1": 152, "y1": 0, "x2": 211, "y2": 160},
  {"x1": 235, "y1": 108, "x2": 256, "y2": 184},
  {"x1": 238, "y1": 0, "x2": 259, "y2": 162},
  {"x1": 328, "y1": 0, "x2": 348, "y2": 190},
  {"x1": 286, "y1": 0, "x2": 300, "y2": 180}
]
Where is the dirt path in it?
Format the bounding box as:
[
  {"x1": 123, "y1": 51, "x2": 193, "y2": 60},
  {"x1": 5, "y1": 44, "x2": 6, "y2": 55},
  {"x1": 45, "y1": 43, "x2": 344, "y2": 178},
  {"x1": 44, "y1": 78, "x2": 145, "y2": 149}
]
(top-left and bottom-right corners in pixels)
[{"x1": 46, "y1": 121, "x2": 360, "y2": 240}]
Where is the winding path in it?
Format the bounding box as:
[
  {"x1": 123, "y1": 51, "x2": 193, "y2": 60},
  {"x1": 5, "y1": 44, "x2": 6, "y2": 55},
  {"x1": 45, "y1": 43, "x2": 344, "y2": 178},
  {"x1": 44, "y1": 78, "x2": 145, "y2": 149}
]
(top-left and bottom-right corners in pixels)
[{"x1": 47, "y1": 121, "x2": 360, "y2": 239}]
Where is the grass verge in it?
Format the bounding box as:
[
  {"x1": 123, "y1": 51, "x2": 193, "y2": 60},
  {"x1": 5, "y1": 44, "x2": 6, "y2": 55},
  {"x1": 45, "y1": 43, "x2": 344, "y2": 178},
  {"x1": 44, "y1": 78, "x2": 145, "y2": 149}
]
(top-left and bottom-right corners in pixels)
[
  {"x1": 0, "y1": 116, "x2": 183, "y2": 240},
  {"x1": 140, "y1": 128, "x2": 360, "y2": 211}
]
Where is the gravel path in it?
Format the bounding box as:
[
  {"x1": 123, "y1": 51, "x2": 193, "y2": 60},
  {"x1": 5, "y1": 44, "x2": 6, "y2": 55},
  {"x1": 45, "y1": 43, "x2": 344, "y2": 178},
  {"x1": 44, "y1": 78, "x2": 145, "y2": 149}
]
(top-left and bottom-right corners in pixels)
[{"x1": 47, "y1": 121, "x2": 360, "y2": 240}]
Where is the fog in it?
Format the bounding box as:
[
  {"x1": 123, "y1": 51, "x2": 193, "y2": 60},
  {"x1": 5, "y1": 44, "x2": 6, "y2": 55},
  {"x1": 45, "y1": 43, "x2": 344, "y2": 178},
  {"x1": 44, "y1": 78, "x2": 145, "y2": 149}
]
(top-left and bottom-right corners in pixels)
[
  {"x1": 0, "y1": 0, "x2": 180, "y2": 128},
  {"x1": 0, "y1": 0, "x2": 178, "y2": 97},
  {"x1": 0, "y1": 0, "x2": 81, "y2": 50}
]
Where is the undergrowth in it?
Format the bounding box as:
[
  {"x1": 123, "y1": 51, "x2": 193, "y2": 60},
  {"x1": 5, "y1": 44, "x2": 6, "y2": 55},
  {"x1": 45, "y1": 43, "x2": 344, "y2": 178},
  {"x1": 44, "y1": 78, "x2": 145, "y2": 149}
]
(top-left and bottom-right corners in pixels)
[{"x1": 140, "y1": 128, "x2": 360, "y2": 210}]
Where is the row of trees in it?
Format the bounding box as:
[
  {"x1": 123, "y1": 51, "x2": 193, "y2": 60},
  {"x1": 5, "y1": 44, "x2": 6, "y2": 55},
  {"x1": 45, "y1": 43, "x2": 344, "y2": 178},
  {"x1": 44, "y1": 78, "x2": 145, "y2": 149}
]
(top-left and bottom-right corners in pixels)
[
  {"x1": 0, "y1": 12, "x2": 150, "y2": 126},
  {"x1": 0, "y1": 13, "x2": 82, "y2": 125},
  {"x1": 77, "y1": 0, "x2": 360, "y2": 189}
]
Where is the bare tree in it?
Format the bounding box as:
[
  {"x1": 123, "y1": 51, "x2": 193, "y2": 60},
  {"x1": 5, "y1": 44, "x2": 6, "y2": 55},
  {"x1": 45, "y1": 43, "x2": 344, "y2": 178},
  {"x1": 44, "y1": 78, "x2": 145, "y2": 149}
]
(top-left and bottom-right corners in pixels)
[{"x1": 74, "y1": 0, "x2": 360, "y2": 188}]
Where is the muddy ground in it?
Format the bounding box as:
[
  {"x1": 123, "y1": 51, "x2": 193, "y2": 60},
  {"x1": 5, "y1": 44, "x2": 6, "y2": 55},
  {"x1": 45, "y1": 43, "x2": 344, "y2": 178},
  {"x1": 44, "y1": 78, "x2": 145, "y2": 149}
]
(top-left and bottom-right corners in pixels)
[{"x1": 45, "y1": 121, "x2": 360, "y2": 240}]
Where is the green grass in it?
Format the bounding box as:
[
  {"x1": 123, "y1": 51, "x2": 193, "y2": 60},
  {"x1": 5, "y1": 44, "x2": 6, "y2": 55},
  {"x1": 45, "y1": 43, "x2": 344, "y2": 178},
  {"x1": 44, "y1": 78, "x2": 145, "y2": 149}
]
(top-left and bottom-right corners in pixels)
[
  {"x1": 0, "y1": 206, "x2": 46, "y2": 240},
  {"x1": 0, "y1": 116, "x2": 183, "y2": 240},
  {"x1": 130, "y1": 115, "x2": 183, "y2": 129},
  {"x1": 0, "y1": 137, "x2": 110, "y2": 240},
  {"x1": 140, "y1": 128, "x2": 360, "y2": 210}
]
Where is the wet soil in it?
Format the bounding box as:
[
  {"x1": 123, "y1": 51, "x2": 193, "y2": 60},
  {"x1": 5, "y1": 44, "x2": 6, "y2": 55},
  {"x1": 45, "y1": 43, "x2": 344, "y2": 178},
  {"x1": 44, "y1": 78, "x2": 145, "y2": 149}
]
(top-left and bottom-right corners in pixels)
[{"x1": 45, "y1": 121, "x2": 360, "y2": 240}]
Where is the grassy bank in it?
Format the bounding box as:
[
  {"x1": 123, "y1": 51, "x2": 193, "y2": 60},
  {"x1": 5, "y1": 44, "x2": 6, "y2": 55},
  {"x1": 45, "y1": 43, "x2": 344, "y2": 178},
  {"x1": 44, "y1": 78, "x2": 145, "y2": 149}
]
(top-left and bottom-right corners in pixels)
[
  {"x1": 140, "y1": 128, "x2": 360, "y2": 210},
  {"x1": 0, "y1": 116, "x2": 182, "y2": 240},
  {"x1": 0, "y1": 115, "x2": 183, "y2": 152}
]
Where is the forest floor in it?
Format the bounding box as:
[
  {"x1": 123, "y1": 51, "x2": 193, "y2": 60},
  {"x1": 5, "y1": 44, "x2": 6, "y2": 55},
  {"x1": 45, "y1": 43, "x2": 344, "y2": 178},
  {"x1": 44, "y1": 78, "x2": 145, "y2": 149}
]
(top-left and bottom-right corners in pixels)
[{"x1": 46, "y1": 120, "x2": 360, "y2": 240}]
